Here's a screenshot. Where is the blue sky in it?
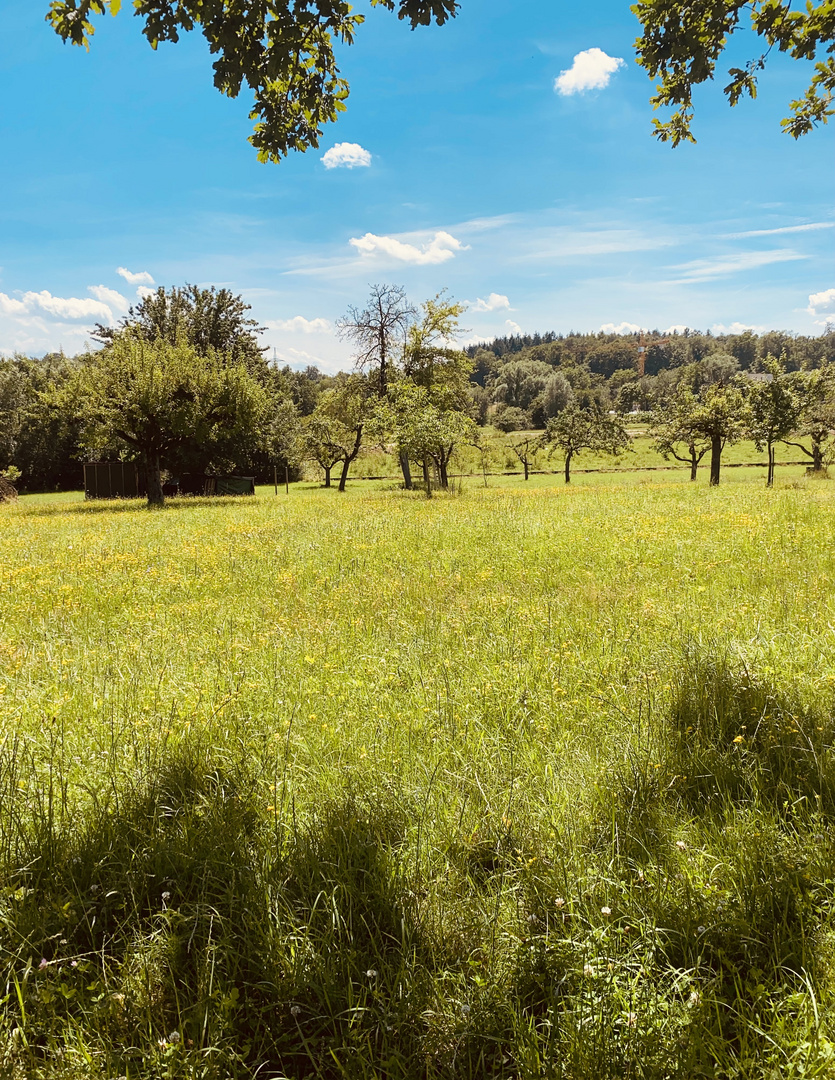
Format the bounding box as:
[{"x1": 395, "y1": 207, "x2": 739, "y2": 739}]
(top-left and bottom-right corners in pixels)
[{"x1": 1, "y1": 0, "x2": 833, "y2": 369}]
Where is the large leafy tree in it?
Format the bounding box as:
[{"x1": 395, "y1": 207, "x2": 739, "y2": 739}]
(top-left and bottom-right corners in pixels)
[
  {"x1": 93, "y1": 284, "x2": 268, "y2": 380},
  {"x1": 47, "y1": 0, "x2": 458, "y2": 161},
  {"x1": 72, "y1": 336, "x2": 269, "y2": 506},
  {"x1": 633, "y1": 0, "x2": 835, "y2": 144}
]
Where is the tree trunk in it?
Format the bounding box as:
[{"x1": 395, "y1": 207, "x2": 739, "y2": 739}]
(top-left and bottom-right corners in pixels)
[
  {"x1": 399, "y1": 450, "x2": 413, "y2": 490},
  {"x1": 324, "y1": 465, "x2": 331, "y2": 488},
  {"x1": 145, "y1": 453, "x2": 164, "y2": 507},
  {"x1": 767, "y1": 443, "x2": 775, "y2": 487},
  {"x1": 812, "y1": 437, "x2": 824, "y2": 473},
  {"x1": 524, "y1": 459, "x2": 529, "y2": 481},
  {"x1": 689, "y1": 443, "x2": 698, "y2": 481},
  {"x1": 439, "y1": 456, "x2": 449, "y2": 489},
  {"x1": 422, "y1": 458, "x2": 432, "y2": 497},
  {"x1": 564, "y1": 451, "x2": 573, "y2": 484},
  {"x1": 337, "y1": 426, "x2": 363, "y2": 493},
  {"x1": 709, "y1": 435, "x2": 722, "y2": 486}
]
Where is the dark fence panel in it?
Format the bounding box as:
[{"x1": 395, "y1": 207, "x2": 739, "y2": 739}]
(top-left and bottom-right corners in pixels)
[{"x1": 83, "y1": 463, "x2": 141, "y2": 500}]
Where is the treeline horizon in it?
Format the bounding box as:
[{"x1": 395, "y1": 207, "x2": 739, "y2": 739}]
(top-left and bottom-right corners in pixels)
[{"x1": 2, "y1": 294, "x2": 834, "y2": 495}]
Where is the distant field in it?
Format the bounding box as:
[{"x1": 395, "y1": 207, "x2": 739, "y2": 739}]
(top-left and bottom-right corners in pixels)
[
  {"x1": 304, "y1": 428, "x2": 814, "y2": 482},
  {"x1": 2, "y1": 476, "x2": 834, "y2": 1078}
]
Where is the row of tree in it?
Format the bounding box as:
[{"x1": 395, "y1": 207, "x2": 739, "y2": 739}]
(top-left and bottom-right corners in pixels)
[
  {"x1": 1, "y1": 284, "x2": 834, "y2": 503},
  {"x1": 539, "y1": 359, "x2": 835, "y2": 486}
]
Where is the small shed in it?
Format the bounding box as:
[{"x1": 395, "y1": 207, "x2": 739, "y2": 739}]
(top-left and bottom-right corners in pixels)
[{"x1": 84, "y1": 462, "x2": 142, "y2": 500}]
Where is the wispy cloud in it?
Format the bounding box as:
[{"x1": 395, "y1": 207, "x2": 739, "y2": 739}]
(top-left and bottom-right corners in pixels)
[
  {"x1": 505, "y1": 319, "x2": 522, "y2": 334},
  {"x1": 555, "y1": 48, "x2": 624, "y2": 96},
  {"x1": 117, "y1": 267, "x2": 155, "y2": 286},
  {"x1": 321, "y1": 142, "x2": 372, "y2": 169},
  {"x1": 470, "y1": 292, "x2": 510, "y2": 313},
  {"x1": 349, "y1": 230, "x2": 469, "y2": 265},
  {"x1": 667, "y1": 249, "x2": 805, "y2": 284},
  {"x1": 515, "y1": 226, "x2": 674, "y2": 262},
  {"x1": 728, "y1": 222, "x2": 834, "y2": 238}
]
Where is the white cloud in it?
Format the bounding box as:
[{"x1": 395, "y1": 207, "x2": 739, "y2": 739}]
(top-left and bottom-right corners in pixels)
[
  {"x1": 0, "y1": 293, "x2": 27, "y2": 315},
  {"x1": 349, "y1": 230, "x2": 468, "y2": 265},
  {"x1": 266, "y1": 315, "x2": 333, "y2": 334},
  {"x1": 669, "y1": 249, "x2": 804, "y2": 283},
  {"x1": 505, "y1": 319, "x2": 522, "y2": 334},
  {"x1": 555, "y1": 48, "x2": 625, "y2": 96},
  {"x1": 600, "y1": 321, "x2": 643, "y2": 334},
  {"x1": 117, "y1": 266, "x2": 155, "y2": 286},
  {"x1": 20, "y1": 290, "x2": 113, "y2": 321},
  {"x1": 321, "y1": 142, "x2": 372, "y2": 170},
  {"x1": 806, "y1": 287, "x2": 835, "y2": 315},
  {"x1": 470, "y1": 292, "x2": 511, "y2": 312},
  {"x1": 88, "y1": 285, "x2": 130, "y2": 314},
  {"x1": 269, "y1": 345, "x2": 349, "y2": 375},
  {"x1": 710, "y1": 322, "x2": 765, "y2": 334},
  {"x1": 665, "y1": 324, "x2": 690, "y2": 334}
]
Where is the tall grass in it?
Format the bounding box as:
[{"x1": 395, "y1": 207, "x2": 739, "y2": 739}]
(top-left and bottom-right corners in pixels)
[{"x1": 1, "y1": 477, "x2": 834, "y2": 1077}]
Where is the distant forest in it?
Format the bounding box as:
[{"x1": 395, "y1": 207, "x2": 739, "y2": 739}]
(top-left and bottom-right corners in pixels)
[{"x1": 463, "y1": 326, "x2": 835, "y2": 430}]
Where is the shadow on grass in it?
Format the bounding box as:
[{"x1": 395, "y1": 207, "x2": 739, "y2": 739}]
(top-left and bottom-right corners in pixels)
[
  {"x1": 576, "y1": 645, "x2": 835, "y2": 1074},
  {"x1": 12, "y1": 494, "x2": 269, "y2": 518},
  {"x1": 0, "y1": 740, "x2": 448, "y2": 1078}
]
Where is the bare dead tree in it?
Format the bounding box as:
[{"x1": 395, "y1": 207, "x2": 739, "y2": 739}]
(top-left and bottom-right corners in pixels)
[{"x1": 336, "y1": 284, "x2": 415, "y2": 396}]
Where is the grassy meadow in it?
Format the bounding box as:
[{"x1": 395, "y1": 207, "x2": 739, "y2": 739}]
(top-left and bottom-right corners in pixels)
[{"x1": 1, "y1": 470, "x2": 835, "y2": 1078}]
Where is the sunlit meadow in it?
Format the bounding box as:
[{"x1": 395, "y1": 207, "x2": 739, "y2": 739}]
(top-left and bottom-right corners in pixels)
[{"x1": 1, "y1": 469, "x2": 834, "y2": 1078}]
